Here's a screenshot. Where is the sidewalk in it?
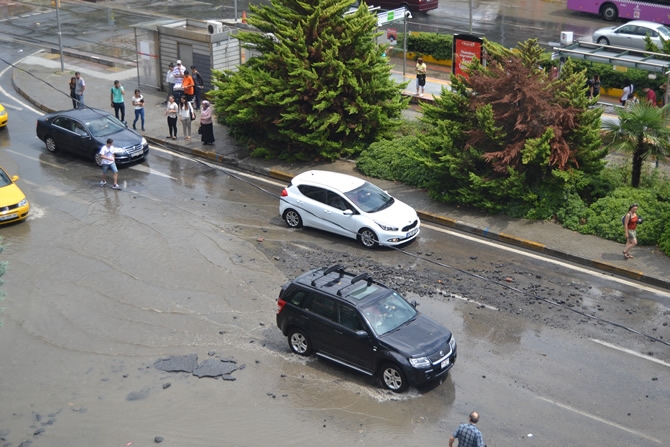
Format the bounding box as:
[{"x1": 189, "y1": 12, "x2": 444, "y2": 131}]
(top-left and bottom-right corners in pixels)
[{"x1": 11, "y1": 50, "x2": 670, "y2": 290}]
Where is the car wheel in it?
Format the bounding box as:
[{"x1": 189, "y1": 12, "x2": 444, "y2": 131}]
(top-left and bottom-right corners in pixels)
[
  {"x1": 380, "y1": 362, "x2": 408, "y2": 393},
  {"x1": 597, "y1": 36, "x2": 610, "y2": 46},
  {"x1": 284, "y1": 209, "x2": 303, "y2": 228},
  {"x1": 288, "y1": 328, "x2": 312, "y2": 356},
  {"x1": 94, "y1": 152, "x2": 103, "y2": 167},
  {"x1": 358, "y1": 228, "x2": 378, "y2": 248},
  {"x1": 45, "y1": 136, "x2": 58, "y2": 153},
  {"x1": 601, "y1": 4, "x2": 618, "y2": 21}
]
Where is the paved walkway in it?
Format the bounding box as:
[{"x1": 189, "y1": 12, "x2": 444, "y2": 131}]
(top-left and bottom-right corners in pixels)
[{"x1": 11, "y1": 50, "x2": 670, "y2": 290}]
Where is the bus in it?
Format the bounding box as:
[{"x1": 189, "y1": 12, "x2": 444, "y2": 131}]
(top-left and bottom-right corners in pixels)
[{"x1": 566, "y1": 0, "x2": 670, "y2": 25}]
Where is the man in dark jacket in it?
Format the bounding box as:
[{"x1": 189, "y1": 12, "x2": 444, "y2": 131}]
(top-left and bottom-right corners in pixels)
[{"x1": 191, "y1": 66, "x2": 205, "y2": 110}]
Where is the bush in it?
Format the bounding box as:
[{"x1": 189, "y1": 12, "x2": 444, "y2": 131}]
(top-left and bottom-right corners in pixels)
[{"x1": 396, "y1": 32, "x2": 453, "y2": 61}]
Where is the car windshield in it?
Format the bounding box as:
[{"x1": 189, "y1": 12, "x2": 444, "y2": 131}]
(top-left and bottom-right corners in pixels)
[
  {"x1": 85, "y1": 115, "x2": 125, "y2": 137},
  {"x1": 659, "y1": 26, "x2": 670, "y2": 39},
  {"x1": 0, "y1": 170, "x2": 11, "y2": 187},
  {"x1": 344, "y1": 182, "x2": 394, "y2": 213},
  {"x1": 361, "y1": 292, "x2": 417, "y2": 336}
]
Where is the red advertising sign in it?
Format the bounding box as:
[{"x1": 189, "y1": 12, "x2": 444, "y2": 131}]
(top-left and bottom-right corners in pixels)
[{"x1": 452, "y1": 35, "x2": 483, "y2": 80}]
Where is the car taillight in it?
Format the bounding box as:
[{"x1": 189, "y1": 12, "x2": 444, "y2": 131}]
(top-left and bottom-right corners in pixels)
[
  {"x1": 281, "y1": 188, "x2": 288, "y2": 197},
  {"x1": 277, "y1": 298, "x2": 287, "y2": 314}
]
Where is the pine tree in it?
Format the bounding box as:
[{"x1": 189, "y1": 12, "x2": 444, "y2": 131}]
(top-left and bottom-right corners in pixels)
[{"x1": 209, "y1": 0, "x2": 408, "y2": 161}]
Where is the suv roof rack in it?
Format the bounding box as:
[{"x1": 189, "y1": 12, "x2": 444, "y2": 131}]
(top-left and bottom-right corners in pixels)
[
  {"x1": 310, "y1": 264, "x2": 345, "y2": 287},
  {"x1": 337, "y1": 272, "x2": 373, "y2": 296}
]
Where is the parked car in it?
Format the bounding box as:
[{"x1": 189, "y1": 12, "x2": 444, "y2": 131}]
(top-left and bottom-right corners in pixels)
[
  {"x1": 276, "y1": 265, "x2": 457, "y2": 392},
  {"x1": 0, "y1": 165, "x2": 30, "y2": 225},
  {"x1": 279, "y1": 170, "x2": 420, "y2": 248},
  {"x1": 36, "y1": 108, "x2": 149, "y2": 165},
  {"x1": 0, "y1": 104, "x2": 7, "y2": 128},
  {"x1": 592, "y1": 20, "x2": 670, "y2": 50},
  {"x1": 351, "y1": 0, "x2": 438, "y2": 13}
]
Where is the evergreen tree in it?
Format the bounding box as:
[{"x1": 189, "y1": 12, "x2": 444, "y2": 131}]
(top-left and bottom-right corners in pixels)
[
  {"x1": 415, "y1": 39, "x2": 606, "y2": 216},
  {"x1": 209, "y1": 0, "x2": 408, "y2": 161}
]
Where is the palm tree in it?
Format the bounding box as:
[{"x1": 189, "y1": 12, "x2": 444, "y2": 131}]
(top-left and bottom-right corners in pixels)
[{"x1": 601, "y1": 101, "x2": 670, "y2": 187}]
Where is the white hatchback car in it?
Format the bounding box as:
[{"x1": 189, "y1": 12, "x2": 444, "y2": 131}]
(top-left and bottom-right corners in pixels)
[
  {"x1": 592, "y1": 20, "x2": 670, "y2": 50},
  {"x1": 279, "y1": 170, "x2": 420, "y2": 248}
]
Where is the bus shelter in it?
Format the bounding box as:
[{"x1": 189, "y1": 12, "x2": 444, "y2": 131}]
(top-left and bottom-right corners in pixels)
[{"x1": 554, "y1": 41, "x2": 670, "y2": 102}]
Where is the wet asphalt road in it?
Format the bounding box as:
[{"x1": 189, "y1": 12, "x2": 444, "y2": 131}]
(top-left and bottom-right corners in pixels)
[{"x1": 0, "y1": 38, "x2": 669, "y2": 446}]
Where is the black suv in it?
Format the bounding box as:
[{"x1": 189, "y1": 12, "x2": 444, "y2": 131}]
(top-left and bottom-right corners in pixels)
[{"x1": 276, "y1": 265, "x2": 457, "y2": 392}]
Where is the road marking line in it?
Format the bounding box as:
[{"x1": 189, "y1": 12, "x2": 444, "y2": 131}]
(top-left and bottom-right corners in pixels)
[
  {"x1": 6, "y1": 149, "x2": 66, "y2": 169},
  {"x1": 591, "y1": 339, "x2": 670, "y2": 367},
  {"x1": 0, "y1": 54, "x2": 44, "y2": 115},
  {"x1": 534, "y1": 395, "x2": 662, "y2": 444},
  {"x1": 423, "y1": 223, "x2": 670, "y2": 298}
]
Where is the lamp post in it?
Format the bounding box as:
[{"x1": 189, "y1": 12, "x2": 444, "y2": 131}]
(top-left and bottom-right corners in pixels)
[
  {"x1": 55, "y1": 0, "x2": 64, "y2": 71},
  {"x1": 402, "y1": 9, "x2": 411, "y2": 80}
]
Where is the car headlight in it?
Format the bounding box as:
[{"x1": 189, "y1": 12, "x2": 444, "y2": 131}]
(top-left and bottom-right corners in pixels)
[
  {"x1": 18, "y1": 198, "x2": 28, "y2": 207},
  {"x1": 449, "y1": 336, "x2": 456, "y2": 351},
  {"x1": 112, "y1": 147, "x2": 126, "y2": 154},
  {"x1": 141, "y1": 137, "x2": 147, "y2": 146},
  {"x1": 376, "y1": 222, "x2": 399, "y2": 231},
  {"x1": 409, "y1": 356, "x2": 431, "y2": 369},
  {"x1": 0, "y1": 110, "x2": 7, "y2": 117}
]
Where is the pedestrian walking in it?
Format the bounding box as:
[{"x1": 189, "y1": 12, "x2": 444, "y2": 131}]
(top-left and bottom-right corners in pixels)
[
  {"x1": 69, "y1": 76, "x2": 77, "y2": 109},
  {"x1": 74, "y1": 72, "x2": 86, "y2": 108},
  {"x1": 623, "y1": 204, "x2": 641, "y2": 259},
  {"x1": 415, "y1": 57, "x2": 427, "y2": 97},
  {"x1": 182, "y1": 70, "x2": 195, "y2": 104},
  {"x1": 132, "y1": 89, "x2": 145, "y2": 131},
  {"x1": 643, "y1": 86, "x2": 657, "y2": 106},
  {"x1": 449, "y1": 411, "x2": 485, "y2": 447},
  {"x1": 191, "y1": 65, "x2": 204, "y2": 110},
  {"x1": 178, "y1": 95, "x2": 195, "y2": 141},
  {"x1": 99, "y1": 138, "x2": 121, "y2": 190},
  {"x1": 199, "y1": 100, "x2": 215, "y2": 145},
  {"x1": 165, "y1": 95, "x2": 178, "y2": 140},
  {"x1": 592, "y1": 74, "x2": 601, "y2": 98},
  {"x1": 620, "y1": 79, "x2": 633, "y2": 107},
  {"x1": 165, "y1": 62, "x2": 175, "y2": 105},
  {"x1": 110, "y1": 80, "x2": 125, "y2": 123}
]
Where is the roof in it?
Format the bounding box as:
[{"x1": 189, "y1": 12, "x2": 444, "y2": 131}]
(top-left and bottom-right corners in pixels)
[
  {"x1": 292, "y1": 170, "x2": 366, "y2": 193},
  {"x1": 44, "y1": 107, "x2": 112, "y2": 121}
]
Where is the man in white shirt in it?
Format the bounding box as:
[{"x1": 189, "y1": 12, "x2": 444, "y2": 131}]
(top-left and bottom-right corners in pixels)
[
  {"x1": 99, "y1": 138, "x2": 121, "y2": 190},
  {"x1": 172, "y1": 60, "x2": 185, "y2": 102},
  {"x1": 164, "y1": 63, "x2": 175, "y2": 105}
]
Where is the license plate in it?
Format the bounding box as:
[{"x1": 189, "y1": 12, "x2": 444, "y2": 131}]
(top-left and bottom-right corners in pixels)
[
  {"x1": 0, "y1": 213, "x2": 17, "y2": 221},
  {"x1": 132, "y1": 151, "x2": 143, "y2": 158},
  {"x1": 441, "y1": 358, "x2": 449, "y2": 369},
  {"x1": 406, "y1": 228, "x2": 418, "y2": 238}
]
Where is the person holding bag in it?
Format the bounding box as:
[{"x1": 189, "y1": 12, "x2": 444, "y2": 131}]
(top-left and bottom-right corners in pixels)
[
  {"x1": 164, "y1": 95, "x2": 178, "y2": 140},
  {"x1": 178, "y1": 96, "x2": 195, "y2": 141},
  {"x1": 199, "y1": 100, "x2": 215, "y2": 145}
]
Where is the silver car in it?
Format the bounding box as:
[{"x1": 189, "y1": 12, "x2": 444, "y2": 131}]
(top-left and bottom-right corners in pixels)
[{"x1": 592, "y1": 20, "x2": 670, "y2": 50}]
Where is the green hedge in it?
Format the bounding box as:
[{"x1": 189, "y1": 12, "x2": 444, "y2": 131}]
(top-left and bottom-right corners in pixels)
[{"x1": 395, "y1": 32, "x2": 453, "y2": 61}]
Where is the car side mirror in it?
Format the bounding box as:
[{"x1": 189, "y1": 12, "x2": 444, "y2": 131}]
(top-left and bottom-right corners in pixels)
[
  {"x1": 411, "y1": 300, "x2": 418, "y2": 308},
  {"x1": 354, "y1": 330, "x2": 369, "y2": 339},
  {"x1": 343, "y1": 209, "x2": 354, "y2": 215}
]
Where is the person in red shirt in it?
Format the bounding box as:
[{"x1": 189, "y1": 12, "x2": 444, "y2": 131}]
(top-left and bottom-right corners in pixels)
[
  {"x1": 643, "y1": 87, "x2": 657, "y2": 106},
  {"x1": 623, "y1": 204, "x2": 641, "y2": 259}
]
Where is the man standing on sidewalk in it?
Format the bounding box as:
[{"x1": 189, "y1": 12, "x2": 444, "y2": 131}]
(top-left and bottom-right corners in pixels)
[
  {"x1": 448, "y1": 411, "x2": 485, "y2": 447},
  {"x1": 110, "y1": 80, "x2": 125, "y2": 123},
  {"x1": 74, "y1": 72, "x2": 86, "y2": 108},
  {"x1": 164, "y1": 63, "x2": 175, "y2": 105},
  {"x1": 191, "y1": 65, "x2": 204, "y2": 110}
]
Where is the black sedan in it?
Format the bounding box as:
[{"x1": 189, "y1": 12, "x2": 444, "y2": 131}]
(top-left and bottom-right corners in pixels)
[{"x1": 36, "y1": 108, "x2": 149, "y2": 166}]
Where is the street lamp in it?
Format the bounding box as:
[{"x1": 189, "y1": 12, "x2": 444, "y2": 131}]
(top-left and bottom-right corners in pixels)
[
  {"x1": 55, "y1": 0, "x2": 64, "y2": 71},
  {"x1": 402, "y1": 9, "x2": 412, "y2": 80}
]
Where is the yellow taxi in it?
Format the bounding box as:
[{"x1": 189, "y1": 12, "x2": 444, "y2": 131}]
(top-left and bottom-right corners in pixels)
[
  {"x1": 0, "y1": 166, "x2": 30, "y2": 224},
  {"x1": 0, "y1": 104, "x2": 7, "y2": 128}
]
